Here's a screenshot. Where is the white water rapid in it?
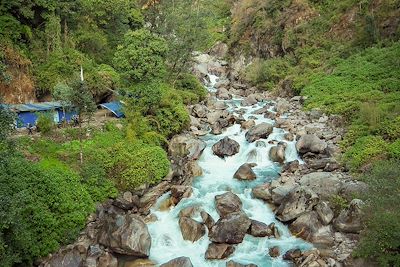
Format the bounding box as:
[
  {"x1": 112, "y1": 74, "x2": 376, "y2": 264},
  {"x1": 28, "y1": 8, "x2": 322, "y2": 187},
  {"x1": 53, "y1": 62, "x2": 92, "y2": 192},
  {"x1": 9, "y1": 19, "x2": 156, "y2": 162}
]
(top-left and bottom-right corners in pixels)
[{"x1": 147, "y1": 75, "x2": 312, "y2": 266}]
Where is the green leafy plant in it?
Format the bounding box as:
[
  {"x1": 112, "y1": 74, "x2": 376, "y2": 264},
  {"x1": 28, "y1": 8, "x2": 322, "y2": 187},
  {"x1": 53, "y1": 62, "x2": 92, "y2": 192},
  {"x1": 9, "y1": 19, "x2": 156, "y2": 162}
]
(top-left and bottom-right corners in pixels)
[{"x1": 36, "y1": 112, "x2": 55, "y2": 135}]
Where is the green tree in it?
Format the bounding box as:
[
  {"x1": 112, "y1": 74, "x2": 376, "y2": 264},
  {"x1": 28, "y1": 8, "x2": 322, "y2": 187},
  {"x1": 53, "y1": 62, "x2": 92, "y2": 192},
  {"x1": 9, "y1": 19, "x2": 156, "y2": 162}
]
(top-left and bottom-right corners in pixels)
[
  {"x1": 144, "y1": 0, "x2": 212, "y2": 80},
  {"x1": 113, "y1": 29, "x2": 168, "y2": 83},
  {"x1": 53, "y1": 78, "x2": 96, "y2": 163}
]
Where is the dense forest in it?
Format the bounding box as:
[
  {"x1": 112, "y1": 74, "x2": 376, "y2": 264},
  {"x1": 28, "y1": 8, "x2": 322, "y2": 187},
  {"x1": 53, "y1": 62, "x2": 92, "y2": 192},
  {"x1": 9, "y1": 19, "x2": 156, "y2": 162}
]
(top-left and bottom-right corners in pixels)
[{"x1": 0, "y1": 0, "x2": 399, "y2": 266}]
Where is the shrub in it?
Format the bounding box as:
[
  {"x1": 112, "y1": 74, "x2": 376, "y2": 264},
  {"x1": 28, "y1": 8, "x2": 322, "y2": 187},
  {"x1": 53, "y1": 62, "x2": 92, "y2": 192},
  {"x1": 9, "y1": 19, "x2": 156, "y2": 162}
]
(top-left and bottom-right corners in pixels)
[
  {"x1": 343, "y1": 135, "x2": 388, "y2": 170},
  {"x1": 80, "y1": 161, "x2": 118, "y2": 202},
  {"x1": 354, "y1": 160, "x2": 400, "y2": 266},
  {"x1": 0, "y1": 157, "x2": 93, "y2": 267},
  {"x1": 36, "y1": 112, "x2": 55, "y2": 135},
  {"x1": 175, "y1": 73, "x2": 207, "y2": 101},
  {"x1": 388, "y1": 139, "x2": 400, "y2": 159},
  {"x1": 103, "y1": 141, "x2": 170, "y2": 190}
]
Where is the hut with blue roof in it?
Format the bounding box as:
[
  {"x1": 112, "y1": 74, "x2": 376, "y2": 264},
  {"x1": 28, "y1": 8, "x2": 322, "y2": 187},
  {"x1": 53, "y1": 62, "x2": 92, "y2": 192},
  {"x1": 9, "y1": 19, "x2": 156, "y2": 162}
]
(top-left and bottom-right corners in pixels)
[{"x1": 0, "y1": 101, "x2": 77, "y2": 128}]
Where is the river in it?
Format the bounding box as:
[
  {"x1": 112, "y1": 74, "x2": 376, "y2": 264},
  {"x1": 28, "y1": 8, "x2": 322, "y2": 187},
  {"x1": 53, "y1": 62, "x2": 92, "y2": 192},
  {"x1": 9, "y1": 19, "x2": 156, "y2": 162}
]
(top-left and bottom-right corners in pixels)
[{"x1": 147, "y1": 74, "x2": 312, "y2": 266}]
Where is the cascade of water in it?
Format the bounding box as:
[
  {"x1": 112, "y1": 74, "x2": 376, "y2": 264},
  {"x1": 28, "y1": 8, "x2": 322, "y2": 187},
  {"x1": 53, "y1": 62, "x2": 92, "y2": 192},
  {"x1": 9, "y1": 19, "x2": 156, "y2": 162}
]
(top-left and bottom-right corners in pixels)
[{"x1": 147, "y1": 74, "x2": 311, "y2": 266}]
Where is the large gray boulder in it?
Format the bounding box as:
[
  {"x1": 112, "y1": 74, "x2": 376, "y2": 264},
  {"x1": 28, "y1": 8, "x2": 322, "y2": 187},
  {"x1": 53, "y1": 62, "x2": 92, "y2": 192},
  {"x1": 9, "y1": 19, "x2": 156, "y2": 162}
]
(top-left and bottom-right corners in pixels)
[
  {"x1": 269, "y1": 142, "x2": 287, "y2": 164},
  {"x1": 215, "y1": 192, "x2": 243, "y2": 216},
  {"x1": 248, "y1": 220, "x2": 275, "y2": 237},
  {"x1": 192, "y1": 104, "x2": 209, "y2": 118},
  {"x1": 241, "y1": 120, "x2": 255, "y2": 130},
  {"x1": 209, "y1": 212, "x2": 251, "y2": 244},
  {"x1": 160, "y1": 257, "x2": 193, "y2": 267},
  {"x1": 252, "y1": 183, "x2": 272, "y2": 201},
  {"x1": 245, "y1": 123, "x2": 273, "y2": 142},
  {"x1": 289, "y1": 211, "x2": 334, "y2": 247},
  {"x1": 226, "y1": 260, "x2": 258, "y2": 267},
  {"x1": 201, "y1": 211, "x2": 215, "y2": 231},
  {"x1": 233, "y1": 163, "x2": 257, "y2": 180},
  {"x1": 179, "y1": 216, "x2": 206, "y2": 242},
  {"x1": 205, "y1": 243, "x2": 235, "y2": 259},
  {"x1": 216, "y1": 88, "x2": 231, "y2": 100},
  {"x1": 168, "y1": 134, "x2": 206, "y2": 160},
  {"x1": 98, "y1": 214, "x2": 151, "y2": 257},
  {"x1": 299, "y1": 172, "x2": 343, "y2": 200},
  {"x1": 296, "y1": 134, "x2": 327, "y2": 154},
  {"x1": 334, "y1": 199, "x2": 365, "y2": 233},
  {"x1": 275, "y1": 186, "x2": 319, "y2": 222},
  {"x1": 212, "y1": 137, "x2": 240, "y2": 158},
  {"x1": 315, "y1": 201, "x2": 334, "y2": 225}
]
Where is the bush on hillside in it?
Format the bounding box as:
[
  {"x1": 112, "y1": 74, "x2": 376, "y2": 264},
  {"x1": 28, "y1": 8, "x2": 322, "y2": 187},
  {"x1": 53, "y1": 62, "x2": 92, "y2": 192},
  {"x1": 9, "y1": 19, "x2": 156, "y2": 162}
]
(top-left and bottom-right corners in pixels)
[
  {"x1": 103, "y1": 141, "x2": 170, "y2": 190},
  {"x1": 343, "y1": 135, "x2": 388, "y2": 171},
  {"x1": 354, "y1": 160, "x2": 400, "y2": 266},
  {"x1": 0, "y1": 157, "x2": 93, "y2": 267},
  {"x1": 36, "y1": 112, "x2": 55, "y2": 135},
  {"x1": 175, "y1": 73, "x2": 207, "y2": 101}
]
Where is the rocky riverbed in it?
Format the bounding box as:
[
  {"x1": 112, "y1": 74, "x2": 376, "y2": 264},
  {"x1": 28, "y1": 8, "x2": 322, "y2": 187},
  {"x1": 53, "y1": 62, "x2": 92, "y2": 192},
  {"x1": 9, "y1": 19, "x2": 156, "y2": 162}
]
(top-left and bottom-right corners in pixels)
[{"x1": 39, "y1": 48, "x2": 368, "y2": 267}]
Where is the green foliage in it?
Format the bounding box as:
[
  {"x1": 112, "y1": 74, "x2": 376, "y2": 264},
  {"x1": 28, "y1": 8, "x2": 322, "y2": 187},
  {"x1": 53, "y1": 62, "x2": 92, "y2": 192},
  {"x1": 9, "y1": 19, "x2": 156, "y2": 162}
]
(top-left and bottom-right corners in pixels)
[
  {"x1": 388, "y1": 139, "x2": 400, "y2": 159},
  {"x1": 344, "y1": 135, "x2": 388, "y2": 170},
  {"x1": 330, "y1": 195, "x2": 350, "y2": 216},
  {"x1": 355, "y1": 160, "x2": 400, "y2": 266},
  {"x1": 102, "y1": 141, "x2": 170, "y2": 190},
  {"x1": 303, "y1": 44, "x2": 400, "y2": 117},
  {"x1": 0, "y1": 157, "x2": 94, "y2": 267},
  {"x1": 124, "y1": 81, "x2": 190, "y2": 138},
  {"x1": 36, "y1": 112, "x2": 55, "y2": 135},
  {"x1": 0, "y1": 101, "x2": 15, "y2": 143},
  {"x1": 80, "y1": 161, "x2": 118, "y2": 203},
  {"x1": 113, "y1": 29, "x2": 168, "y2": 83},
  {"x1": 244, "y1": 57, "x2": 291, "y2": 90},
  {"x1": 175, "y1": 73, "x2": 207, "y2": 102}
]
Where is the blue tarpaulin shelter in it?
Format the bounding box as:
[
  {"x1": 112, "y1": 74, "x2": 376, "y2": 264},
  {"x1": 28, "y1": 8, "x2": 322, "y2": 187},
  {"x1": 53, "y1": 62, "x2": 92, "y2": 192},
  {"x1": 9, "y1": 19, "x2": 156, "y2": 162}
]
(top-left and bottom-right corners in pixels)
[
  {"x1": 99, "y1": 101, "x2": 124, "y2": 118},
  {"x1": 0, "y1": 102, "x2": 77, "y2": 128}
]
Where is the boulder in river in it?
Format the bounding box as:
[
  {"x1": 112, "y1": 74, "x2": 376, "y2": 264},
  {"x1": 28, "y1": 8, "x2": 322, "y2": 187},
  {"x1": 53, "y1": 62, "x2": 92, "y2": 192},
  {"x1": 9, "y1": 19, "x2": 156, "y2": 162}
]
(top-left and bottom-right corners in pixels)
[
  {"x1": 205, "y1": 243, "x2": 235, "y2": 259},
  {"x1": 212, "y1": 137, "x2": 240, "y2": 158},
  {"x1": 252, "y1": 183, "x2": 272, "y2": 201},
  {"x1": 241, "y1": 120, "x2": 255, "y2": 130},
  {"x1": 226, "y1": 261, "x2": 258, "y2": 267},
  {"x1": 269, "y1": 246, "x2": 280, "y2": 258},
  {"x1": 179, "y1": 216, "x2": 206, "y2": 242},
  {"x1": 170, "y1": 185, "x2": 193, "y2": 205},
  {"x1": 201, "y1": 211, "x2": 215, "y2": 231},
  {"x1": 248, "y1": 220, "x2": 274, "y2": 237},
  {"x1": 295, "y1": 134, "x2": 327, "y2": 154},
  {"x1": 269, "y1": 142, "x2": 287, "y2": 164},
  {"x1": 160, "y1": 257, "x2": 193, "y2": 267},
  {"x1": 216, "y1": 88, "x2": 231, "y2": 100},
  {"x1": 282, "y1": 249, "x2": 302, "y2": 262},
  {"x1": 275, "y1": 186, "x2": 319, "y2": 222},
  {"x1": 98, "y1": 214, "x2": 151, "y2": 257},
  {"x1": 215, "y1": 192, "x2": 243, "y2": 216},
  {"x1": 209, "y1": 212, "x2": 251, "y2": 244},
  {"x1": 233, "y1": 163, "x2": 257, "y2": 180},
  {"x1": 245, "y1": 123, "x2": 273, "y2": 142}
]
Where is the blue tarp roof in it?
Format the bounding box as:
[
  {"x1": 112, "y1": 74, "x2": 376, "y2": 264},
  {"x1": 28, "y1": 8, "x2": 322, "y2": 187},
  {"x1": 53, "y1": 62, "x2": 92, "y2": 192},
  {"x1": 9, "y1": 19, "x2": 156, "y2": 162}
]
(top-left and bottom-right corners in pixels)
[
  {"x1": 99, "y1": 101, "x2": 124, "y2": 118},
  {"x1": 0, "y1": 102, "x2": 63, "y2": 112}
]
